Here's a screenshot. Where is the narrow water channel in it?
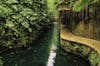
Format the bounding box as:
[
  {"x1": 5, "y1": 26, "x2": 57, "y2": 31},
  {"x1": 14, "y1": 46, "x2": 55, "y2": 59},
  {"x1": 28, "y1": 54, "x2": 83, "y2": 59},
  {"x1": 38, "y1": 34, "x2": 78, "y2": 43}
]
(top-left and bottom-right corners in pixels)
[
  {"x1": 0, "y1": 23, "x2": 90, "y2": 66},
  {"x1": 46, "y1": 22, "x2": 59, "y2": 66}
]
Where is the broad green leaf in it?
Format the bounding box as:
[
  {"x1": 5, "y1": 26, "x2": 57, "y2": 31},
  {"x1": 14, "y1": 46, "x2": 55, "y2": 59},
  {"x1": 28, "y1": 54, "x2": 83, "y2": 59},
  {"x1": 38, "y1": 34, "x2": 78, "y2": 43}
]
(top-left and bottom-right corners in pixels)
[
  {"x1": 0, "y1": 4, "x2": 12, "y2": 17},
  {"x1": 28, "y1": 28, "x2": 32, "y2": 32},
  {"x1": 6, "y1": 0, "x2": 18, "y2": 4},
  {"x1": 21, "y1": 22, "x2": 29, "y2": 28},
  {"x1": 0, "y1": 59, "x2": 3, "y2": 66},
  {"x1": 6, "y1": 21, "x2": 14, "y2": 28}
]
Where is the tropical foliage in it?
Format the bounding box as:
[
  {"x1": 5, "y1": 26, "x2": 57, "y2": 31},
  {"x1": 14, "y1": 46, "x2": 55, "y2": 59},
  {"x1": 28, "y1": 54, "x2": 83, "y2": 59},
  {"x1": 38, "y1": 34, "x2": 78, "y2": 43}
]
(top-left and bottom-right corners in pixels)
[{"x1": 0, "y1": 0, "x2": 52, "y2": 47}]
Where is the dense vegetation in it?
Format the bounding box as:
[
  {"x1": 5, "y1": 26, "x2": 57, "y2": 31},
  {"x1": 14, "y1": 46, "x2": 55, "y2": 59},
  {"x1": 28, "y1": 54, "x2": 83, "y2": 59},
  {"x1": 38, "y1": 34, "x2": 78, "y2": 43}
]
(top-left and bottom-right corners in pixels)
[
  {"x1": 0, "y1": 0, "x2": 52, "y2": 48},
  {"x1": 0, "y1": 0, "x2": 99, "y2": 48},
  {"x1": 60, "y1": 0, "x2": 100, "y2": 40},
  {"x1": 59, "y1": 0, "x2": 99, "y2": 12},
  {"x1": 0, "y1": 0, "x2": 100, "y2": 66},
  {"x1": 59, "y1": 0, "x2": 100, "y2": 66},
  {"x1": 46, "y1": 0, "x2": 60, "y2": 17},
  {"x1": 61, "y1": 40, "x2": 100, "y2": 66}
]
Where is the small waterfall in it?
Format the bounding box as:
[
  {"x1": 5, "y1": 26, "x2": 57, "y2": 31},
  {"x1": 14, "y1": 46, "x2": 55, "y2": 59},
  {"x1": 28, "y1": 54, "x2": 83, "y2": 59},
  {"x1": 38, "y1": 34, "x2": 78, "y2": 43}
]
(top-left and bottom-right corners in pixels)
[{"x1": 46, "y1": 22, "x2": 59, "y2": 66}]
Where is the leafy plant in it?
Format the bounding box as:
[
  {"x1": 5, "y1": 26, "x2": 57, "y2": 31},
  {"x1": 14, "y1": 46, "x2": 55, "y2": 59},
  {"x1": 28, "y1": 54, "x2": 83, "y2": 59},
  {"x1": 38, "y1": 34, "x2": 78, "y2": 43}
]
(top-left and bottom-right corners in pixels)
[
  {"x1": 0, "y1": 0, "x2": 52, "y2": 47},
  {"x1": 88, "y1": 52, "x2": 100, "y2": 66},
  {"x1": 73, "y1": 0, "x2": 98, "y2": 12},
  {"x1": 47, "y1": 0, "x2": 60, "y2": 17},
  {"x1": 60, "y1": 0, "x2": 99, "y2": 12}
]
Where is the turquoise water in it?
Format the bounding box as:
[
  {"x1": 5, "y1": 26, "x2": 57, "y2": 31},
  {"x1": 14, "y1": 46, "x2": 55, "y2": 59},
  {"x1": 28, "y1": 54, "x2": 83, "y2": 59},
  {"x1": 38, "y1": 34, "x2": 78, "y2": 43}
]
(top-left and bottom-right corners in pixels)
[{"x1": 0, "y1": 24, "x2": 90, "y2": 66}]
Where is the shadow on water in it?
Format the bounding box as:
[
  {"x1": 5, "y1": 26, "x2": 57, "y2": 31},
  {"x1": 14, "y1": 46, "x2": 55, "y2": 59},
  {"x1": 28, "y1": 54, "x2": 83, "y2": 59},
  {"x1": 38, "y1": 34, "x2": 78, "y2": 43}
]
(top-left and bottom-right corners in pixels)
[
  {"x1": 0, "y1": 26, "x2": 90, "y2": 66},
  {"x1": 54, "y1": 48, "x2": 90, "y2": 66},
  {"x1": 1, "y1": 27, "x2": 52, "y2": 66}
]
